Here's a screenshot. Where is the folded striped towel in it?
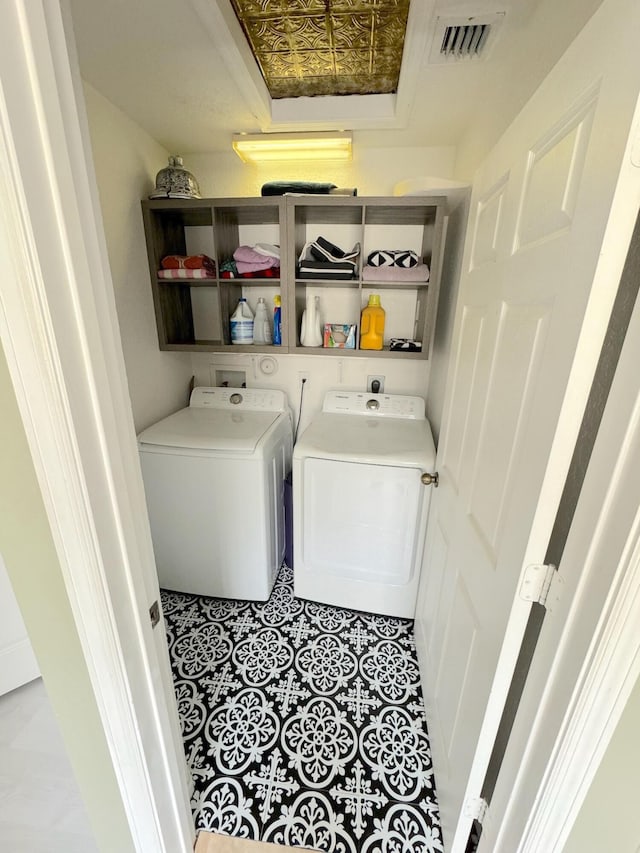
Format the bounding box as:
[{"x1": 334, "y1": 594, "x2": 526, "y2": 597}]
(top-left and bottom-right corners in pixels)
[
  {"x1": 305, "y1": 236, "x2": 360, "y2": 264},
  {"x1": 157, "y1": 268, "x2": 214, "y2": 279}
]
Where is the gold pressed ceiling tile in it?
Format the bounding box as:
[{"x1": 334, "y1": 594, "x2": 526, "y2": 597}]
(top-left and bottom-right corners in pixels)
[{"x1": 229, "y1": 0, "x2": 410, "y2": 98}]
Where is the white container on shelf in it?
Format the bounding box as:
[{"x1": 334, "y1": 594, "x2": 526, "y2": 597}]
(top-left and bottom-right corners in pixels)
[
  {"x1": 253, "y1": 297, "x2": 272, "y2": 345},
  {"x1": 300, "y1": 294, "x2": 322, "y2": 347},
  {"x1": 230, "y1": 297, "x2": 254, "y2": 345}
]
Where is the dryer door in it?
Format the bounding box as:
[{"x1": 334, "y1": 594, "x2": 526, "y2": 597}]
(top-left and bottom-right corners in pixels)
[{"x1": 297, "y1": 457, "x2": 428, "y2": 617}]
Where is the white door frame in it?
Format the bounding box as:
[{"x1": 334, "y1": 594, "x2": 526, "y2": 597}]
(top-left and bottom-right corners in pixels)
[{"x1": 0, "y1": 2, "x2": 192, "y2": 850}]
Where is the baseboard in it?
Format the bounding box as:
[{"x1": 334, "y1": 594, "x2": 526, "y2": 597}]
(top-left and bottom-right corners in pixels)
[{"x1": 0, "y1": 638, "x2": 39, "y2": 695}]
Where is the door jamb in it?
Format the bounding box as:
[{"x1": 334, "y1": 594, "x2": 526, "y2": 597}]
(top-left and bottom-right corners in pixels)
[{"x1": 0, "y1": 2, "x2": 193, "y2": 850}]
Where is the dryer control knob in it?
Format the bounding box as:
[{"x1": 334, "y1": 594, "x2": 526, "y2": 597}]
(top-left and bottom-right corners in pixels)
[
  {"x1": 366, "y1": 398, "x2": 380, "y2": 410},
  {"x1": 230, "y1": 393, "x2": 243, "y2": 405}
]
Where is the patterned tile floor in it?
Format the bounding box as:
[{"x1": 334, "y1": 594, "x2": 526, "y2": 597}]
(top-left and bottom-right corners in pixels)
[{"x1": 162, "y1": 564, "x2": 444, "y2": 853}]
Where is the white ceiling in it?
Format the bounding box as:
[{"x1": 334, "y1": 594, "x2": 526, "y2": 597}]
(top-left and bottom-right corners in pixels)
[{"x1": 68, "y1": 0, "x2": 603, "y2": 160}]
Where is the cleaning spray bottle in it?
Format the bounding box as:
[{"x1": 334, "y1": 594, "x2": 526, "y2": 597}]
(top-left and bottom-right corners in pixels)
[
  {"x1": 253, "y1": 297, "x2": 271, "y2": 345},
  {"x1": 273, "y1": 294, "x2": 282, "y2": 346}
]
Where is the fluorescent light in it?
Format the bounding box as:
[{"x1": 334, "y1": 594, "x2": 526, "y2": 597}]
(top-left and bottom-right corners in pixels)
[{"x1": 232, "y1": 131, "x2": 352, "y2": 163}]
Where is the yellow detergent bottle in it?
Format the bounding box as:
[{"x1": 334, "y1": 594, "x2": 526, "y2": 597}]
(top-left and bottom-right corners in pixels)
[{"x1": 360, "y1": 294, "x2": 385, "y2": 350}]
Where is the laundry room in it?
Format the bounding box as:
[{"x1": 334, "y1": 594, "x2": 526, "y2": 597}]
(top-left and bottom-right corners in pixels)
[
  {"x1": 71, "y1": 5, "x2": 474, "y2": 841},
  {"x1": 96, "y1": 72, "x2": 461, "y2": 848},
  {"x1": 71, "y1": 0, "x2": 631, "y2": 850},
  {"x1": 4, "y1": 2, "x2": 640, "y2": 853}
]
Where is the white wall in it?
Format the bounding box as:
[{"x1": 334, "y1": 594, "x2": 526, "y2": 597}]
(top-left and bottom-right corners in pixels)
[
  {"x1": 83, "y1": 83, "x2": 193, "y2": 432},
  {"x1": 454, "y1": 0, "x2": 604, "y2": 179},
  {"x1": 562, "y1": 673, "x2": 640, "y2": 853},
  {"x1": 187, "y1": 146, "x2": 456, "y2": 199}
]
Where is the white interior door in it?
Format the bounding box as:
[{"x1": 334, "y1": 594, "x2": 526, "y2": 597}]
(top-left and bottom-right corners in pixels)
[
  {"x1": 414, "y1": 2, "x2": 640, "y2": 849},
  {"x1": 481, "y1": 200, "x2": 640, "y2": 853}
]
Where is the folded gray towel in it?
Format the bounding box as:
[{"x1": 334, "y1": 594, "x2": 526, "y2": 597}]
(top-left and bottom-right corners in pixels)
[{"x1": 261, "y1": 181, "x2": 336, "y2": 196}]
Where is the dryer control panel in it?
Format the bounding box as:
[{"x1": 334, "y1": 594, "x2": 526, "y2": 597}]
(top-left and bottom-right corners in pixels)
[{"x1": 322, "y1": 391, "x2": 425, "y2": 419}]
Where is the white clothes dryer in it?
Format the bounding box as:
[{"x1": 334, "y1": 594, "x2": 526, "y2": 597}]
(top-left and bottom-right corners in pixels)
[
  {"x1": 293, "y1": 391, "x2": 436, "y2": 618},
  {"x1": 138, "y1": 387, "x2": 292, "y2": 600}
]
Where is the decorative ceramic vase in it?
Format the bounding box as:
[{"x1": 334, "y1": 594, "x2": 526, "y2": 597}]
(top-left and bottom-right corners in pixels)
[
  {"x1": 300, "y1": 294, "x2": 322, "y2": 347},
  {"x1": 149, "y1": 155, "x2": 201, "y2": 199}
]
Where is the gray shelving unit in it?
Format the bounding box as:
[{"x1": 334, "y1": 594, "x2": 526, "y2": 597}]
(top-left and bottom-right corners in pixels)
[{"x1": 141, "y1": 194, "x2": 446, "y2": 359}]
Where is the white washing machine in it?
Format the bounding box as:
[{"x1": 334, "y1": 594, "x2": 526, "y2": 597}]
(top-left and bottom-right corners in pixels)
[
  {"x1": 138, "y1": 387, "x2": 292, "y2": 600},
  {"x1": 293, "y1": 390, "x2": 436, "y2": 618}
]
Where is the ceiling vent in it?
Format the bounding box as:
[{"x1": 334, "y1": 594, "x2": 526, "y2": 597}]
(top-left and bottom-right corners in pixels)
[{"x1": 429, "y1": 12, "x2": 505, "y2": 63}]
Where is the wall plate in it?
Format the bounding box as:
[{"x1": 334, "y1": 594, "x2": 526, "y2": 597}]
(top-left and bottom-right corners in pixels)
[{"x1": 259, "y1": 356, "x2": 278, "y2": 376}]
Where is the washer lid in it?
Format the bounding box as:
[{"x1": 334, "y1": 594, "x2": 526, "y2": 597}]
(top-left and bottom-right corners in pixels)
[
  {"x1": 138, "y1": 407, "x2": 281, "y2": 453},
  {"x1": 294, "y1": 412, "x2": 436, "y2": 468}
]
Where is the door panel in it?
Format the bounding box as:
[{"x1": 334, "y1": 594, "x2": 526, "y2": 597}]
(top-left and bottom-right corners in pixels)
[
  {"x1": 514, "y1": 89, "x2": 597, "y2": 251},
  {"x1": 414, "y1": 3, "x2": 640, "y2": 848},
  {"x1": 435, "y1": 570, "x2": 480, "y2": 753},
  {"x1": 468, "y1": 302, "x2": 550, "y2": 556},
  {"x1": 441, "y1": 306, "x2": 487, "y2": 494},
  {"x1": 470, "y1": 175, "x2": 509, "y2": 270}
]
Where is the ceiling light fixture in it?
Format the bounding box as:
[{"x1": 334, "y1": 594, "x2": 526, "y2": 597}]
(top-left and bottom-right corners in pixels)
[{"x1": 232, "y1": 131, "x2": 353, "y2": 163}]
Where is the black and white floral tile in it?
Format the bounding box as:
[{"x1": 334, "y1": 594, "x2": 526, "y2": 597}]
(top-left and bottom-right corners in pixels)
[{"x1": 161, "y1": 564, "x2": 444, "y2": 853}]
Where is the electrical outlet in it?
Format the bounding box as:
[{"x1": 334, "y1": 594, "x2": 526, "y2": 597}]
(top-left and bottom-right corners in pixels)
[{"x1": 367, "y1": 375, "x2": 385, "y2": 393}]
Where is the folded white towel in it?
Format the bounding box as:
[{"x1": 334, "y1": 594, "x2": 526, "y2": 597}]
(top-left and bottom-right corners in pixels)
[{"x1": 253, "y1": 243, "x2": 280, "y2": 259}]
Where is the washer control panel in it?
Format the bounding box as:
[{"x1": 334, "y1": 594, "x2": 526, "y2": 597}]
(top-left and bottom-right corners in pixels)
[
  {"x1": 190, "y1": 386, "x2": 286, "y2": 412},
  {"x1": 322, "y1": 391, "x2": 425, "y2": 420}
]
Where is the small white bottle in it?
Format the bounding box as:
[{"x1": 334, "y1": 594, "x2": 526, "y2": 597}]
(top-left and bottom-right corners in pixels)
[
  {"x1": 230, "y1": 297, "x2": 254, "y2": 345},
  {"x1": 253, "y1": 297, "x2": 272, "y2": 345}
]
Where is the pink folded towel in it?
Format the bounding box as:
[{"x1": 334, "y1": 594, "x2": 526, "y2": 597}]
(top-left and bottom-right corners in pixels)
[
  {"x1": 362, "y1": 263, "x2": 430, "y2": 282},
  {"x1": 235, "y1": 261, "x2": 279, "y2": 274},
  {"x1": 233, "y1": 245, "x2": 280, "y2": 266},
  {"x1": 233, "y1": 245, "x2": 280, "y2": 275}
]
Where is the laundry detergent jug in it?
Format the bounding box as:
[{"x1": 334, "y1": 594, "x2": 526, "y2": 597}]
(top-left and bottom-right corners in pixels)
[
  {"x1": 360, "y1": 294, "x2": 385, "y2": 350},
  {"x1": 230, "y1": 297, "x2": 254, "y2": 344}
]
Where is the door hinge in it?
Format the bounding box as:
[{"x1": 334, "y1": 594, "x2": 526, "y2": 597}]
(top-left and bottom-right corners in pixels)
[
  {"x1": 464, "y1": 796, "x2": 489, "y2": 824},
  {"x1": 149, "y1": 599, "x2": 160, "y2": 628},
  {"x1": 519, "y1": 563, "x2": 562, "y2": 610}
]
